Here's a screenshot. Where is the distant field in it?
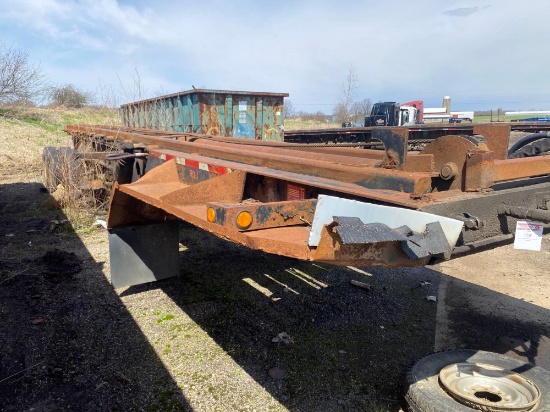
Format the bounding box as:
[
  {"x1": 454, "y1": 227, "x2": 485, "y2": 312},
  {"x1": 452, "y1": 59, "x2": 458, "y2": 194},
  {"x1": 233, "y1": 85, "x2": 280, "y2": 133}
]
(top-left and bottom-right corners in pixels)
[
  {"x1": 286, "y1": 115, "x2": 545, "y2": 128},
  {"x1": 474, "y1": 114, "x2": 541, "y2": 123},
  {"x1": 284, "y1": 118, "x2": 340, "y2": 130}
]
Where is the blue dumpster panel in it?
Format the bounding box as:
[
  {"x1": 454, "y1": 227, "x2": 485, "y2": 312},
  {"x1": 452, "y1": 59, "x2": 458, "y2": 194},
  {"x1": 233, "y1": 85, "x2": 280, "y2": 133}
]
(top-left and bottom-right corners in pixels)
[{"x1": 120, "y1": 89, "x2": 288, "y2": 141}]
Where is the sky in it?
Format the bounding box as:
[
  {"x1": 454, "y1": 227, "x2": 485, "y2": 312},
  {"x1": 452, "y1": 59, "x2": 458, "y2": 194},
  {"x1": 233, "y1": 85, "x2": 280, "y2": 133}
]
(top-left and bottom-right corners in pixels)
[{"x1": 1, "y1": 0, "x2": 549, "y2": 113}]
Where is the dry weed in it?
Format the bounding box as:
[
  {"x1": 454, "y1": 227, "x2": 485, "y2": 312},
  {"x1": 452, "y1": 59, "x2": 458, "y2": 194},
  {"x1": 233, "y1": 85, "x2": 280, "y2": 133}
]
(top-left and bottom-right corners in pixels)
[
  {"x1": 0, "y1": 104, "x2": 120, "y2": 229},
  {"x1": 284, "y1": 118, "x2": 340, "y2": 130}
]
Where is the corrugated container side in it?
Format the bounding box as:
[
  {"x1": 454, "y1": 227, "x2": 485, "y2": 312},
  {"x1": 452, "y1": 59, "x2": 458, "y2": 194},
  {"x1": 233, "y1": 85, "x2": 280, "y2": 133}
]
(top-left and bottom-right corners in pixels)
[{"x1": 120, "y1": 89, "x2": 288, "y2": 141}]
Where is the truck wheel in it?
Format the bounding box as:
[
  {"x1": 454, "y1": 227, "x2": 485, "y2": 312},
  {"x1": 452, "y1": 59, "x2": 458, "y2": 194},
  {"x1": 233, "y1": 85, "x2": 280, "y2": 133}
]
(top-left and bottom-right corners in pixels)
[
  {"x1": 508, "y1": 133, "x2": 550, "y2": 158},
  {"x1": 405, "y1": 349, "x2": 550, "y2": 411},
  {"x1": 42, "y1": 147, "x2": 83, "y2": 191}
]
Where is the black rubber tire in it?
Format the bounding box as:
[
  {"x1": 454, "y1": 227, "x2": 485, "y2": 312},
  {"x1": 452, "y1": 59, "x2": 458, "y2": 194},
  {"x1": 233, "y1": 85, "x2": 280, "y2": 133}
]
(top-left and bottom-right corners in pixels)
[
  {"x1": 405, "y1": 349, "x2": 550, "y2": 411},
  {"x1": 508, "y1": 134, "x2": 550, "y2": 158},
  {"x1": 42, "y1": 146, "x2": 83, "y2": 190}
]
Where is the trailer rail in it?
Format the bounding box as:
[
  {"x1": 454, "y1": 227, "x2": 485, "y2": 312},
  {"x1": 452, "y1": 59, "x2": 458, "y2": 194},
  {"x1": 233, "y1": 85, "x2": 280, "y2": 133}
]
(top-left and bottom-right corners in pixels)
[{"x1": 62, "y1": 123, "x2": 550, "y2": 288}]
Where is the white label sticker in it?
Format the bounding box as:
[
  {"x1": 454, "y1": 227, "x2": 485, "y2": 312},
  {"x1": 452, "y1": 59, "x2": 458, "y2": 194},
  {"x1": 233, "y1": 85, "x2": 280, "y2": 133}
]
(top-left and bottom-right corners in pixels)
[
  {"x1": 239, "y1": 101, "x2": 247, "y2": 111},
  {"x1": 514, "y1": 220, "x2": 543, "y2": 251}
]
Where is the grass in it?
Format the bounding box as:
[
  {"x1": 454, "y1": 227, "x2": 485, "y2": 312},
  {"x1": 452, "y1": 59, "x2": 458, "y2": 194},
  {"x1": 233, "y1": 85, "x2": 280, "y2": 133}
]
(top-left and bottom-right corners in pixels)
[
  {"x1": 284, "y1": 114, "x2": 517, "y2": 128},
  {"x1": 475, "y1": 114, "x2": 549, "y2": 123},
  {"x1": 284, "y1": 118, "x2": 340, "y2": 130},
  {"x1": 0, "y1": 105, "x2": 119, "y2": 166},
  {"x1": 0, "y1": 104, "x2": 120, "y2": 230}
]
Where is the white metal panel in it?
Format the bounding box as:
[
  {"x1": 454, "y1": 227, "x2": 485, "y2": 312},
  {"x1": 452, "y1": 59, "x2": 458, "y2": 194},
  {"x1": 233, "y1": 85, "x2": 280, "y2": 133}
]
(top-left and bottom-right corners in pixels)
[
  {"x1": 308, "y1": 195, "x2": 464, "y2": 248},
  {"x1": 505, "y1": 110, "x2": 550, "y2": 116},
  {"x1": 424, "y1": 107, "x2": 448, "y2": 114}
]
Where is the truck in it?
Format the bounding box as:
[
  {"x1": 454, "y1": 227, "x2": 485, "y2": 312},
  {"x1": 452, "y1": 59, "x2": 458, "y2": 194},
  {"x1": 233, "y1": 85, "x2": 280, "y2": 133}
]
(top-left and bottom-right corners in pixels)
[
  {"x1": 362, "y1": 98, "x2": 473, "y2": 127},
  {"x1": 423, "y1": 107, "x2": 474, "y2": 123},
  {"x1": 47, "y1": 89, "x2": 550, "y2": 411},
  {"x1": 364, "y1": 100, "x2": 424, "y2": 126}
]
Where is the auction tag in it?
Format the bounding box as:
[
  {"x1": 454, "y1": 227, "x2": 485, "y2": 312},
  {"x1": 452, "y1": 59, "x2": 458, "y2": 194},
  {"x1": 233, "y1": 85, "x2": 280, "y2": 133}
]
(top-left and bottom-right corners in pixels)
[{"x1": 514, "y1": 221, "x2": 543, "y2": 251}]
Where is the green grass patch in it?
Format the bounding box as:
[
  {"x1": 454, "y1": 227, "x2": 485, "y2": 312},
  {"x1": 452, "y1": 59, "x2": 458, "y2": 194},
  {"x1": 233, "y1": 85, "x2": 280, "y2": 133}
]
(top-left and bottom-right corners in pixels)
[
  {"x1": 20, "y1": 117, "x2": 59, "y2": 132},
  {"x1": 157, "y1": 313, "x2": 175, "y2": 323}
]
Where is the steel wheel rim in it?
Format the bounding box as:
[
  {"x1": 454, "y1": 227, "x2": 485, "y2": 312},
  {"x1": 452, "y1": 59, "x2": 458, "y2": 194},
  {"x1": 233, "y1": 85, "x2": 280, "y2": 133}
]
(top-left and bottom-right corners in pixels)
[{"x1": 439, "y1": 362, "x2": 540, "y2": 411}]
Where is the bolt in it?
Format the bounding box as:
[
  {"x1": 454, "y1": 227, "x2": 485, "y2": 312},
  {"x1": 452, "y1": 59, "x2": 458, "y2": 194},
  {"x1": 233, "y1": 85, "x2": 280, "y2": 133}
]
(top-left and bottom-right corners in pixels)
[{"x1": 440, "y1": 162, "x2": 459, "y2": 180}]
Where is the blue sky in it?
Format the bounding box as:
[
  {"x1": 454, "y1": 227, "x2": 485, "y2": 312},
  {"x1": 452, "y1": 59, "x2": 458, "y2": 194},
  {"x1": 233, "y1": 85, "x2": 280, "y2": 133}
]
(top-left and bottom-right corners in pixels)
[{"x1": 1, "y1": 0, "x2": 549, "y2": 112}]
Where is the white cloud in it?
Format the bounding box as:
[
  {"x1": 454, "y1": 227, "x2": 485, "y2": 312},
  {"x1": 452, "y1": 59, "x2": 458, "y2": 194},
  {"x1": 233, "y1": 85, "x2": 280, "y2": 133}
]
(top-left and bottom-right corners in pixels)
[{"x1": 1, "y1": 0, "x2": 550, "y2": 110}]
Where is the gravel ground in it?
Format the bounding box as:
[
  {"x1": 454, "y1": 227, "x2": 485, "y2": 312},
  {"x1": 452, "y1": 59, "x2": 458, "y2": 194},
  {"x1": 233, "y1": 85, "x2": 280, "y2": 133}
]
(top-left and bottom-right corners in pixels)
[
  {"x1": 1, "y1": 130, "x2": 549, "y2": 411},
  {"x1": 0, "y1": 173, "x2": 443, "y2": 411}
]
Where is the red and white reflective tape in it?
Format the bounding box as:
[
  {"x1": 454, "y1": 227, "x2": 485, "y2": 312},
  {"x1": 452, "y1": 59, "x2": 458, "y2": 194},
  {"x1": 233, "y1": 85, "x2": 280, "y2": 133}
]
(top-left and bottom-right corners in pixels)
[{"x1": 152, "y1": 152, "x2": 231, "y2": 175}]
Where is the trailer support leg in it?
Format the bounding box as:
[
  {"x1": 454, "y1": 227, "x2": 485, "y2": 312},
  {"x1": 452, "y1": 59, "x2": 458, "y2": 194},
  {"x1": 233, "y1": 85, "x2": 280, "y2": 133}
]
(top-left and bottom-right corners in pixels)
[{"x1": 108, "y1": 221, "x2": 179, "y2": 288}]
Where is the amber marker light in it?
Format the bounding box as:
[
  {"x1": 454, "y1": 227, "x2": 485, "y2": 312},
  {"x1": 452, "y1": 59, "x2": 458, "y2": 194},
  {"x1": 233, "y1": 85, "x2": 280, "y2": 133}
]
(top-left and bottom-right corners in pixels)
[
  {"x1": 235, "y1": 210, "x2": 253, "y2": 229},
  {"x1": 207, "y1": 207, "x2": 216, "y2": 223}
]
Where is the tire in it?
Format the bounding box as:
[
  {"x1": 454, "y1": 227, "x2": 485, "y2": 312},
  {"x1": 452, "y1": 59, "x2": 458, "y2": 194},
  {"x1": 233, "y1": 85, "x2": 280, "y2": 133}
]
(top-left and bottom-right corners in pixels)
[
  {"x1": 508, "y1": 134, "x2": 550, "y2": 158},
  {"x1": 405, "y1": 349, "x2": 550, "y2": 411},
  {"x1": 42, "y1": 146, "x2": 83, "y2": 191}
]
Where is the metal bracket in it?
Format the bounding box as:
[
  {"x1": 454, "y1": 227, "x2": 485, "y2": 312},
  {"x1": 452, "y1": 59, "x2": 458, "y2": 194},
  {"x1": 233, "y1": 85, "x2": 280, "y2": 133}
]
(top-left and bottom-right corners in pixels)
[
  {"x1": 372, "y1": 128, "x2": 409, "y2": 170},
  {"x1": 207, "y1": 199, "x2": 317, "y2": 231},
  {"x1": 453, "y1": 213, "x2": 484, "y2": 231},
  {"x1": 329, "y1": 217, "x2": 452, "y2": 260}
]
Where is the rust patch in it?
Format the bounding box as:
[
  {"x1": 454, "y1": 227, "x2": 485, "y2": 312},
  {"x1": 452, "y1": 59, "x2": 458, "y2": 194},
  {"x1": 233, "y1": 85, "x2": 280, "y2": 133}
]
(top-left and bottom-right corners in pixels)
[
  {"x1": 381, "y1": 149, "x2": 399, "y2": 169},
  {"x1": 464, "y1": 150, "x2": 496, "y2": 192},
  {"x1": 494, "y1": 156, "x2": 550, "y2": 182},
  {"x1": 409, "y1": 193, "x2": 432, "y2": 202},
  {"x1": 206, "y1": 199, "x2": 317, "y2": 231},
  {"x1": 473, "y1": 124, "x2": 510, "y2": 160},
  {"x1": 313, "y1": 225, "x2": 429, "y2": 267},
  {"x1": 402, "y1": 154, "x2": 435, "y2": 173}
]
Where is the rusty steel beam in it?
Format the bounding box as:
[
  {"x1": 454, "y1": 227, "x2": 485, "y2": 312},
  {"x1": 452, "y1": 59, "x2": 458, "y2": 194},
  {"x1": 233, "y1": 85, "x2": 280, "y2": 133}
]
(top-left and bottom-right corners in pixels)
[
  {"x1": 473, "y1": 124, "x2": 510, "y2": 160},
  {"x1": 106, "y1": 160, "x2": 448, "y2": 268},
  {"x1": 64, "y1": 122, "x2": 550, "y2": 277},
  {"x1": 206, "y1": 199, "x2": 317, "y2": 231},
  {"x1": 493, "y1": 156, "x2": 550, "y2": 182},
  {"x1": 66, "y1": 125, "x2": 433, "y2": 194},
  {"x1": 313, "y1": 224, "x2": 430, "y2": 267},
  {"x1": 152, "y1": 149, "x2": 422, "y2": 208},
  {"x1": 282, "y1": 146, "x2": 387, "y2": 159},
  {"x1": 108, "y1": 163, "x2": 315, "y2": 261},
  {"x1": 66, "y1": 125, "x2": 550, "y2": 196}
]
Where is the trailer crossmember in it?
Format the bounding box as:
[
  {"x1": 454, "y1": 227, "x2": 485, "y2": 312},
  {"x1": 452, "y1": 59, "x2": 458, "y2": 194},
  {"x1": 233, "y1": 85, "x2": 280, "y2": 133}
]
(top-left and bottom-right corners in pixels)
[{"x1": 62, "y1": 123, "x2": 550, "y2": 287}]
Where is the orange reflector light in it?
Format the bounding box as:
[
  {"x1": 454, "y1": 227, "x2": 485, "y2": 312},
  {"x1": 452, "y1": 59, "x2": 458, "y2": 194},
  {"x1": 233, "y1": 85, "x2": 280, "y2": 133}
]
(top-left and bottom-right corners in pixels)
[
  {"x1": 236, "y1": 211, "x2": 253, "y2": 230},
  {"x1": 207, "y1": 207, "x2": 216, "y2": 223}
]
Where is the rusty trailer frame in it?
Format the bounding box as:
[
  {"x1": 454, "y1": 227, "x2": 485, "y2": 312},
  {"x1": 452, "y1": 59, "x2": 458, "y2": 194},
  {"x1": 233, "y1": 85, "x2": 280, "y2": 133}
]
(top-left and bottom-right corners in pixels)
[{"x1": 64, "y1": 123, "x2": 550, "y2": 288}]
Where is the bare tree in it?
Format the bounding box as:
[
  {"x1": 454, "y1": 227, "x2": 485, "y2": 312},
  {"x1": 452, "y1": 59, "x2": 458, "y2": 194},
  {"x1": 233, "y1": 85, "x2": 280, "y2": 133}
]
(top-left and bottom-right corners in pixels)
[
  {"x1": 117, "y1": 69, "x2": 148, "y2": 104},
  {"x1": 350, "y1": 98, "x2": 372, "y2": 124},
  {"x1": 334, "y1": 65, "x2": 360, "y2": 123},
  {"x1": 0, "y1": 43, "x2": 47, "y2": 104},
  {"x1": 333, "y1": 102, "x2": 349, "y2": 124},
  {"x1": 284, "y1": 99, "x2": 295, "y2": 119},
  {"x1": 95, "y1": 79, "x2": 119, "y2": 109},
  {"x1": 357, "y1": 98, "x2": 372, "y2": 117},
  {"x1": 50, "y1": 84, "x2": 92, "y2": 108}
]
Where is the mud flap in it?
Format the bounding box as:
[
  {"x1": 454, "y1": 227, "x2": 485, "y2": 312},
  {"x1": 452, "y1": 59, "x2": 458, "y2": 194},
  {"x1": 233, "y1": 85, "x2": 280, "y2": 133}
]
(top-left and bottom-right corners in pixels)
[{"x1": 108, "y1": 221, "x2": 179, "y2": 288}]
